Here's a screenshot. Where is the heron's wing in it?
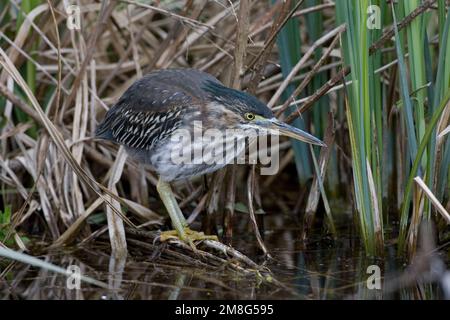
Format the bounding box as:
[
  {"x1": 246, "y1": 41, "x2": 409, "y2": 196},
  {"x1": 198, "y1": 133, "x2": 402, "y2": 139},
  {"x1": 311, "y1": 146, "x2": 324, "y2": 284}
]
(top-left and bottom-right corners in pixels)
[
  {"x1": 96, "y1": 104, "x2": 185, "y2": 150},
  {"x1": 95, "y1": 68, "x2": 219, "y2": 149}
]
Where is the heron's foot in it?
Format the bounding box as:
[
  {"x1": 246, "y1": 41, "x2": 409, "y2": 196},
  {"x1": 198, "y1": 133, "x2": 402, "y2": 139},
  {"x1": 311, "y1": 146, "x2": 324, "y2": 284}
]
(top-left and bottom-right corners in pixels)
[{"x1": 160, "y1": 227, "x2": 218, "y2": 243}]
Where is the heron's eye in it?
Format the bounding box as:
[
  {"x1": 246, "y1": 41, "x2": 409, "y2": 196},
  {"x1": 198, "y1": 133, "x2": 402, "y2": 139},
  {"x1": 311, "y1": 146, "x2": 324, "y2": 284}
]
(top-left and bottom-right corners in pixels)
[{"x1": 245, "y1": 113, "x2": 255, "y2": 121}]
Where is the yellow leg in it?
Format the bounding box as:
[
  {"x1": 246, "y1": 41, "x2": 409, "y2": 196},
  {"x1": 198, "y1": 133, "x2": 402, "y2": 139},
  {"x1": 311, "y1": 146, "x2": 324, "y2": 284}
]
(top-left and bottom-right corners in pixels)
[
  {"x1": 173, "y1": 196, "x2": 187, "y2": 227},
  {"x1": 157, "y1": 178, "x2": 187, "y2": 240},
  {"x1": 156, "y1": 178, "x2": 218, "y2": 246}
]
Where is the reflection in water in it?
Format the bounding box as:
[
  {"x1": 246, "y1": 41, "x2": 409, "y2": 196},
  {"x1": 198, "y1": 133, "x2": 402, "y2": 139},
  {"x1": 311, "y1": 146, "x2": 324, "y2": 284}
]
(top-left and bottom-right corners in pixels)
[
  {"x1": 0, "y1": 215, "x2": 448, "y2": 299},
  {"x1": 168, "y1": 273, "x2": 187, "y2": 300},
  {"x1": 107, "y1": 253, "x2": 127, "y2": 300}
]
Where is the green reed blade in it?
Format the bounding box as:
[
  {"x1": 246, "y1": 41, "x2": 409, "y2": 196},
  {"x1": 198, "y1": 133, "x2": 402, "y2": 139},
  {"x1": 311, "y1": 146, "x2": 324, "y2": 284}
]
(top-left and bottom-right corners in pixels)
[
  {"x1": 273, "y1": 0, "x2": 312, "y2": 184},
  {"x1": 391, "y1": 3, "x2": 419, "y2": 166},
  {"x1": 398, "y1": 88, "x2": 450, "y2": 252},
  {"x1": 336, "y1": 0, "x2": 388, "y2": 255}
]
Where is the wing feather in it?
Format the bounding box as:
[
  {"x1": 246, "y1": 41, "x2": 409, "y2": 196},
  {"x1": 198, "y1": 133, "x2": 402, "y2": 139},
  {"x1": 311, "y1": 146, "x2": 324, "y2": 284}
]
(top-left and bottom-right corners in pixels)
[{"x1": 95, "y1": 68, "x2": 219, "y2": 150}]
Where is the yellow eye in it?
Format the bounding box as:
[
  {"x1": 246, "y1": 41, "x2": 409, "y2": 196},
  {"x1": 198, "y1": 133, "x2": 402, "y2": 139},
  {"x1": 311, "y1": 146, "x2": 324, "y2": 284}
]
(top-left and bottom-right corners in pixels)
[{"x1": 245, "y1": 113, "x2": 255, "y2": 121}]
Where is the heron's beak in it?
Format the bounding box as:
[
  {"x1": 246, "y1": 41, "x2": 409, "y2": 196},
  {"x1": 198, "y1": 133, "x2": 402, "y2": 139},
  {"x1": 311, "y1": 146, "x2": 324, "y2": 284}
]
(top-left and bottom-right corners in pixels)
[{"x1": 256, "y1": 118, "x2": 326, "y2": 147}]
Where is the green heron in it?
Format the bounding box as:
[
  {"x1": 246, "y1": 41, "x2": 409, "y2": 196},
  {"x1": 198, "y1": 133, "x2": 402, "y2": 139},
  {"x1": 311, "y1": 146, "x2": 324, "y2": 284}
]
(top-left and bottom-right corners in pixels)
[{"x1": 96, "y1": 68, "x2": 324, "y2": 245}]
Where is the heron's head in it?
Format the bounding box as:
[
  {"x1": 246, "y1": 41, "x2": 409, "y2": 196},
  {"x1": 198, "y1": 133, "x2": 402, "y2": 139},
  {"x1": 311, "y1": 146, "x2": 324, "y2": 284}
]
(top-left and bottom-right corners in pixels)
[{"x1": 202, "y1": 80, "x2": 326, "y2": 147}]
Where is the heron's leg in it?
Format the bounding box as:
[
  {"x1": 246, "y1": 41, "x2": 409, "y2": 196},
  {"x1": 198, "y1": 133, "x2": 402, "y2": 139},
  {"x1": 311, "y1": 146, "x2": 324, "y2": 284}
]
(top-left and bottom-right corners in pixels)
[
  {"x1": 156, "y1": 178, "x2": 187, "y2": 241},
  {"x1": 172, "y1": 197, "x2": 187, "y2": 227},
  {"x1": 157, "y1": 179, "x2": 187, "y2": 226},
  {"x1": 157, "y1": 178, "x2": 218, "y2": 244}
]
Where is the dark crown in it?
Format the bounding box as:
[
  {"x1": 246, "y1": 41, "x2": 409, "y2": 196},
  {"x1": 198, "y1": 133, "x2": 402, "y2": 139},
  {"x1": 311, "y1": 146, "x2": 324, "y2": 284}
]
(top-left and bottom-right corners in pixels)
[{"x1": 202, "y1": 80, "x2": 274, "y2": 119}]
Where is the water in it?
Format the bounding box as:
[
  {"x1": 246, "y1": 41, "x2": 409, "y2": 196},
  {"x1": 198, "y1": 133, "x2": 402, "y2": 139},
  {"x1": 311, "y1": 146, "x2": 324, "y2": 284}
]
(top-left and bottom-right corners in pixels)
[{"x1": 1, "y1": 213, "x2": 448, "y2": 299}]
